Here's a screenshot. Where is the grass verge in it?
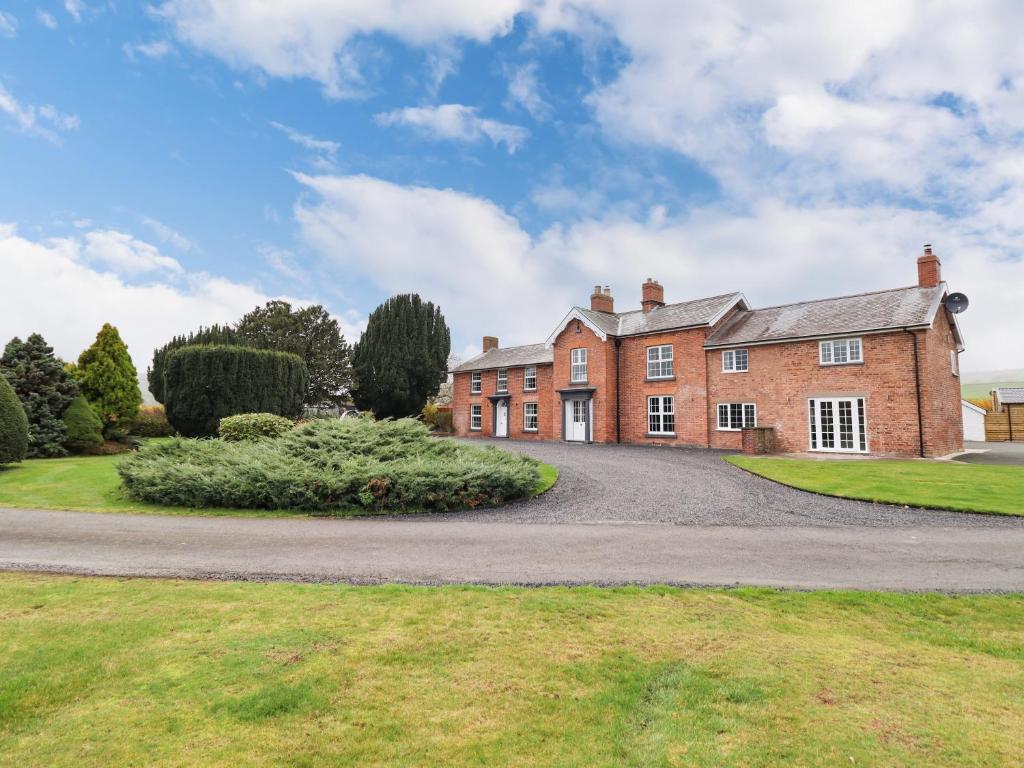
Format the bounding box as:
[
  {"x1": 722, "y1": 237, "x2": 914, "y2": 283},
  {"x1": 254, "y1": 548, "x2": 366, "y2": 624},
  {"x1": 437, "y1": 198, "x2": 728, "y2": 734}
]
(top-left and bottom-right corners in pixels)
[
  {"x1": 1, "y1": 573, "x2": 1022, "y2": 767},
  {"x1": 0, "y1": 452, "x2": 558, "y2": 518},
  {"x1": 727, "y1": 456, "x2": 1024, "y2": 516}
]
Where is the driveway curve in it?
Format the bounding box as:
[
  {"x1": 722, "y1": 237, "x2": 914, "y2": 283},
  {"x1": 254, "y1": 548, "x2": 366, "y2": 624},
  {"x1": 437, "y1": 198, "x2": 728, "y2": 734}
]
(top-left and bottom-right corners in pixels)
[{"x1": 1, "y1": 440, "x2": 1023, "y2": 591}]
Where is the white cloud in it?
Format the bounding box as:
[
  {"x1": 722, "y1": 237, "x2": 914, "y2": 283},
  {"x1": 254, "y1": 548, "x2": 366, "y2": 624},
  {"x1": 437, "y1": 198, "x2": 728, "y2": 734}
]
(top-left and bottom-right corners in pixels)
[
  {"x1": 156, "y1": 0, "x2": 526, "y2": 97},
  {"x1": 0, "y1": 225, "x2": 268, "y2": 396},
  {"x1": 36, "y1": 10, "x2": 57, "y2": 30},
  {"x1": 0, "y1": 83, "x2": 80, "y2": 144},
  {"x1": 270, "y1": 121, "x2": 339, "y2": 162},
  {"x1": 374, "y1": 104, "x2": 529, "y2": 153},
  {"x1": 124, "y1": 40, "x2": 174, "y2": 60},
  {"x1": 0, "y1": 10, "x2": 18, "y2": 38},
  {"x1": 292, "y1": 173, "x2": 572, "y2": 346},
  {"x1": 79, "y1": 229, "x2": 184, "y2": 275},
  {"x1": 291, "y1": 172, "x2": 1021, "y2": 371},
  {"x1": 64, "y1": 0, "x2": 85, "y2": 23},
  {"x1": 141, "y1": 216, "x2": 196, "y2": 252},
  {"x1": 532, "y1": 1, "x2": 1024, "y2": 207},
  {"x1": 506, "y1": 61, "x2": 551, "y2": 120}
]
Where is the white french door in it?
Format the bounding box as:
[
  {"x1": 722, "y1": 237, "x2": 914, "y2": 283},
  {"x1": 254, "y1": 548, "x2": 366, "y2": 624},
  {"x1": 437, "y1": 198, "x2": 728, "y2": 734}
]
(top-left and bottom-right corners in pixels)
[
  {"x1": 565, "y1": 400, "x2": 588, "y2": 442},
  {"x1": 809, "y1": 397, "x2": 867, "y2": 453}
]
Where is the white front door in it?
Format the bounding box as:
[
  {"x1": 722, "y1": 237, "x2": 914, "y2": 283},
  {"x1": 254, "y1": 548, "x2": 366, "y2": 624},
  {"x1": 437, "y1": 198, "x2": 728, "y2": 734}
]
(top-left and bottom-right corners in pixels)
[
  {"x1": 495, "y1": 400, "x2": 508, "y2": 437},
  {"x1": 809, "y1": 397, "x2": 867, "y2": 453},
  {"x1": 565, "y1": 399, "x2": 587, "y2": 442}
]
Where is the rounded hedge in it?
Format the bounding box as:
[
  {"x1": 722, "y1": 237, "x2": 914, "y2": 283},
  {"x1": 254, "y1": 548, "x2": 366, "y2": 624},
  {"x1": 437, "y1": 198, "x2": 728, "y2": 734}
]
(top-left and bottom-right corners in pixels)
[
  {"x1": 62, "y1": 395, "x2": 104, "y2": 452},
  {"x1": 118, "y1": 417, "x2": 541, "y2": 513},
  {"x1": 131, "y1": 405, "x2": 176, "y2": 437},
  {"x1": 163, "y1": 345, "x2": 308, "y2": 438},
  {"x1": 0, "y1": 374, "x2": 29, "y2": 465},
  {"x1": 219, "y1": 413, "x2": 294, "y2": 441}
]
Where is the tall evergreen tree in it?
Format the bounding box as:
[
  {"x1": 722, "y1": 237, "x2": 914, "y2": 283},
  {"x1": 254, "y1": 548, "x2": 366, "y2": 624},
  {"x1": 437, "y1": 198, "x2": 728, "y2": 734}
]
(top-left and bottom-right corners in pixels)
[
  {"x1": 1, "y1": 334, "x2": 79, "y2": 457},
  {"x1": 236, "y1": 301, "x2": 352, "y2": 406},
  {"x1": 147, "y1": 324, "x2": 239, "y2": 404},
  {"x1": 352, "y1": 295, "x2": 450, "y2": 419},
  {"x1": 77, "y1": 324, "x2": 143, "y2": 436}
]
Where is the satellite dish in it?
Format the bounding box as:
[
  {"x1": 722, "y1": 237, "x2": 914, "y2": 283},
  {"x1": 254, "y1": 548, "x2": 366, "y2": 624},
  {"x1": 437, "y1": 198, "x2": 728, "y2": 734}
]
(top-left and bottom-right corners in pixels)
[{"x1": 944, "y1": 292, "x2": 969, "y2": 314}]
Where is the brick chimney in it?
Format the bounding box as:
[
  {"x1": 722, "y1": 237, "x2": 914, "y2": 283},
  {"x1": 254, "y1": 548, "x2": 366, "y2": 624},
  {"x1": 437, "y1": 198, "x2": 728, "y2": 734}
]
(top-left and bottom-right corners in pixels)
[
  {"x1": 917, "y1": 244, "x2": 941, "y2": 288},
  {"x1": 590, "y1": 284, "x2": 614, "y2": 313},
  {"x1": 641, "y1": 278, "x2": 665, "y2": 313},
  {"x1": 482, "y1": 336, "x2": 499, "y2": 353}
]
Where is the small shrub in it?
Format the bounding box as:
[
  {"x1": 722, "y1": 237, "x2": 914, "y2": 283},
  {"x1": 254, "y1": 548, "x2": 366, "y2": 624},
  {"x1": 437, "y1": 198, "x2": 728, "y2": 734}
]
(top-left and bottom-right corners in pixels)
[
  {"x1": 966, "y1": 396, "x2": 993, "y2": 412},
  {"x1": 118, "y1": 417, "x2": 540, "y2": 513},
  {"x1": 0, "y1": 375, "x2": 29, "y2": 465},
  {"x1": 219, "y1": 413, "x2": 294, "y2": 441},
  {"x1": 132, "y1": 405, "x2": 176, "y2": 437},
  {"x1": 63, "y1": 395, "x2": 104, "y2": 452}
]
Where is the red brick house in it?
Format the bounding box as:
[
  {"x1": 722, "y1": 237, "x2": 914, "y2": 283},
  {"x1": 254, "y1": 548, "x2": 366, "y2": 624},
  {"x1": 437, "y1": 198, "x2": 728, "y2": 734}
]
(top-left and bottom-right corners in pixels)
[{"x1": 451, "y1": 247, "x2": 965, "y2": 457}]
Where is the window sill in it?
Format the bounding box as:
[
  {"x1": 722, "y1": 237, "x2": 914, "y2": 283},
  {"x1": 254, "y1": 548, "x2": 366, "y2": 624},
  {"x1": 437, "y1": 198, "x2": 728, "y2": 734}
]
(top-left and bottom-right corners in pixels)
[
  {"x1": 722, "y1": 369, "x2": 748, "y2": 374},
  {"x1": 470, "y1": 428, "x2": 482, "y2": 432},
  {"x1": 819, "y1": 361, "x2": 864, "y2": 367},
  {"x1": 523, "y1": 387, "x2": 537, "y2": 392},
  {"x1": 716, "y1": 427, "x2": 744, "y2": 432},
  {"x1": 645, "y1": 432, "x2": 676, "y2": 438},
  {"x1": 523, "y1": 428, "x2": 538, "y2": 433},
  {"x1": 644, "y1": 376, "x2": 675, "y2": 383},
  {"x1": 470, "y1": 391, "x2": 482, "y2": 395},
  {"x1": 569, "y1": 380, "x2": 589, "y2": 386}
]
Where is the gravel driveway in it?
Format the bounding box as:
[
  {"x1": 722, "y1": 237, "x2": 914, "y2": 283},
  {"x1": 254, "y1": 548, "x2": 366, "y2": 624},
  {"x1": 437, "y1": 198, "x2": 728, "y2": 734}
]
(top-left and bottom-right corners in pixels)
[{"x1": 440, "y1": 439, "x2": 1024, "y2": 528}]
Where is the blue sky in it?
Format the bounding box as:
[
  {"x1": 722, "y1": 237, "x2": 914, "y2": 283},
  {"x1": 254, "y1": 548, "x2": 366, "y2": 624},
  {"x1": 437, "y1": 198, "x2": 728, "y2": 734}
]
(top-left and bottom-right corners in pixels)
[{"x1": 1, "y1": 1, "x2": 1022, "y2": 387}]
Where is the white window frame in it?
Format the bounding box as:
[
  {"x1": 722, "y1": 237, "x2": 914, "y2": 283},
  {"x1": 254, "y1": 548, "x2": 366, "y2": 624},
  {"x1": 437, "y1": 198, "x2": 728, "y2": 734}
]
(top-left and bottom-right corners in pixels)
[
  {"x1": 819, "y1": 337, "x2": 863, "y2": 366},
  {"x1": 646, "y1": 345, "x2": 674, "y2": 379},
  {"x1": 716, "y1": 402, "x2": 757, "y2": 431},
  {"x1": 647, "y1": 395, "x2": 676, "y2": 435},
  {"x1": 470, "y1": 404, "x2": 482, "y2": 431},
  {"x1": 496, "y1": 368, "x2": 508, "y2": 393},
  {"x1": 523, "y1": 402, "x2": 538, "y2": 432},
  {"x1": 524, "y1": 366, "x2": 537, "y2": 391},
  {"x1": 470, "y1": 371, "x2": 482, "y2": 394},
  {"x1": 570, "y1": 348, "x2": 588, "y2": 383},
  {"x1": 950, "y1": 350, "x2": 959, "y2": 377},
  {"x1": 722, "y1": 349, "x2": 748, "y2": 373}
]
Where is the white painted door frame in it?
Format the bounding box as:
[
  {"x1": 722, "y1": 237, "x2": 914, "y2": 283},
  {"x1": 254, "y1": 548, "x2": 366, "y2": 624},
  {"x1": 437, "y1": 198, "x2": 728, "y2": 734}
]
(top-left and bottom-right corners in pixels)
[
  {"x1": 565, "y1": 399, "x2": 588, "y2": 442},
  {"x1": 809, "y1": 397, "x2": 867, "y2": 453},
  {"x1": 495, "y1": 399, "x2": 509, "y2": 438}
]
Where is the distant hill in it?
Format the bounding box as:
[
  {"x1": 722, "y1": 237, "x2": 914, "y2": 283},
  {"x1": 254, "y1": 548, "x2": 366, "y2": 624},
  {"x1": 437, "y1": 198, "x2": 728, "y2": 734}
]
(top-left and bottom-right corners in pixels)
[{"x1": 961, "y1": 369, "x2": 1024, "y2": 400}]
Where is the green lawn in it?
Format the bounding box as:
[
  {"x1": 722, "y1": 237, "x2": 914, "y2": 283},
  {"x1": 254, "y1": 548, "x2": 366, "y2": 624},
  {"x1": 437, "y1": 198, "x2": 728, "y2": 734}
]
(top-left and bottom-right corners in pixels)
[
  {"x1": 0, "y1": 451, "x2": 558, "y2": 517},
  {"x1": 1, "y1": 574, "x2": 1022, "y2": 767},
  {"x1": 728, "y1": 456, "x2": 1024, "y2": 516}
]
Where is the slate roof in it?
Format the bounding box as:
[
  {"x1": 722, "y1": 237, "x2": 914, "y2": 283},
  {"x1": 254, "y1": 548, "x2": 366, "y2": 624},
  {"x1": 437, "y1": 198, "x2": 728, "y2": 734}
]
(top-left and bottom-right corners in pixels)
[
  {"x1": 704, "y1": 285, "x2": 945, "y2": 348},
  {"x1": 995, "y1": 388, "x2": 1024, "y2": 404},
  {"x1": 451, "y1": 342, "x2": 553, "y2": 373},
  {"x1": 576, "y1": 292, "x2": 744, "y2": 337}
]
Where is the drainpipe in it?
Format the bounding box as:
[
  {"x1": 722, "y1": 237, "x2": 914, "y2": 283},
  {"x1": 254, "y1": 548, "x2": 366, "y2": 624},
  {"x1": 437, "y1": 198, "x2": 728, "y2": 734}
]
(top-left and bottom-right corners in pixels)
[
  {"x1": 704, "y1": 342, "x2": 711, "y2": 448},
  {"x1": 903, "y1": 328, "x2": 926, "y2": 458},
  {"x1": 614, "y1": 337, "x2": 622, "y2": 443}
]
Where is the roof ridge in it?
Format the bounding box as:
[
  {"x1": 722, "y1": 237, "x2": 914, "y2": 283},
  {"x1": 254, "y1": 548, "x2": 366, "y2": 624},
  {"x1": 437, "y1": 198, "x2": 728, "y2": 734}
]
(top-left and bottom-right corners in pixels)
[
  {"x1": 741, "y1": 284, "x2": 933, "y2": 313},
  {"x1": 578, "y1": 291, "x2": 742, "y2": 320}
]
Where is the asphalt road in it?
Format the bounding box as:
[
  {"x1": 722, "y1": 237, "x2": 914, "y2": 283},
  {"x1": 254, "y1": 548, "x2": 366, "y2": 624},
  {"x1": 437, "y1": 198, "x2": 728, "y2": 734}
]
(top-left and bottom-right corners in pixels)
[
  {"x1": 2, "y1": 507, "x2": 1023, "y2": 592},
  {"x1": 2, "y1": 440, "x2": 1022, "y2": 591}
]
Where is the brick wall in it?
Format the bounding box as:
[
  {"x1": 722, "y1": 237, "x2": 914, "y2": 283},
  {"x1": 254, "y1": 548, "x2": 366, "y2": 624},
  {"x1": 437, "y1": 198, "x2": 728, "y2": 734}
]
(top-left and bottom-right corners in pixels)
[
  {"x1": 917, "y1": 309, "x2": 964, "y2": 456},
  {"x1": 706, "y1": 333, "x2": 925, "y2": 455},
  {"x1": 551, "y1": 321, "x2": 617, "y2": 442},
  {"x1": 616, "y1": 328, "x2": 709, "y2": 446},
  {"x1": 452, "y1": 365, "x2": 557, "y2": 440}
]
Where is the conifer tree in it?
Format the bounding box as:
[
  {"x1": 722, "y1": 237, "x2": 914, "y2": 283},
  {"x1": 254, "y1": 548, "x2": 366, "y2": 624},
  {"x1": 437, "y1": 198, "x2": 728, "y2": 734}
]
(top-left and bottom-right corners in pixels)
[
  {"x1": 352, "y1": 295, "x2": 450, "y2": 419},
  {"x1": 0, "y1": 373, "x2": 29, "y2": 465},
  {"x1": 0, "y1": 334, "x2": 79, "y2": 457},
  {"x1": 147, "y1": 324, "x2": 238, "y2": 404},
  {"x1": 77, "y1": 324, "x2": 142, "y2": 436}
]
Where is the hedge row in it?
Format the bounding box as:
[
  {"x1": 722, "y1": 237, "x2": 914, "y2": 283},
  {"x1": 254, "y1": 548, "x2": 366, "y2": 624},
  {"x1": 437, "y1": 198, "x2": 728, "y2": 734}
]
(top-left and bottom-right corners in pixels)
[
  {"x1": 163, "y1": 345, "x2": 308, "y2": 437},
  {"x1": 117, "y1": 418, "x2": 540, "y2": 512}
]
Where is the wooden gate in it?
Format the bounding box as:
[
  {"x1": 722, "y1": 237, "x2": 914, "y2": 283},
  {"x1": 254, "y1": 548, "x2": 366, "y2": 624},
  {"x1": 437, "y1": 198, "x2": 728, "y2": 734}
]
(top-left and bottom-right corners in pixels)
[{"x1": 985, "y1": 404, "x2": 1024, "y2": 442}]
